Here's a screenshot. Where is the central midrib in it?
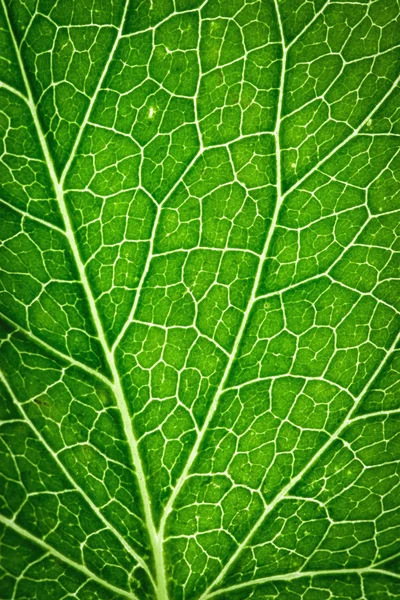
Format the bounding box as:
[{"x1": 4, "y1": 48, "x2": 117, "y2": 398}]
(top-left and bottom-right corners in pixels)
[
  {"x1": 1, "y1": 1, "x2": 169, "y2": 597},
  {"x1": 4, "y1": 1, "x2": 400, "y2": 599}
]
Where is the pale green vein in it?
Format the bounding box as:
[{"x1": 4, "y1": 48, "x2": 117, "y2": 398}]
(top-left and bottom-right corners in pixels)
[
  {"x1": 205, "y1": 567, "x2": 400, "y2": 598},
  {"x1": 0, "y1": 312, "x2": 112, "y2": 387},
  {"x1": 0, "y1": 514, "x2": 139, "y2": 600},
  {"x1": 1, "y1": 2, "x2": 164, "y2": 597},
  {"x1": 0, "y1": 370, "x2": 153, "y2": 583},
  {"x1": 282, "y1": 75, "x2": 400, "y2": 200},
  {"x1": 157, "y1": 0, "x2": 288, "y2": 544},
  {"x1": 200, "y1": 328, "x2": 400, "y2": 600}
]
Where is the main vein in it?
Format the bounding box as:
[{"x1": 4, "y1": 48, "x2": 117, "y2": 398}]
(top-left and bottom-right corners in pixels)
[
  {"x1": 0, "y1": 371, "x2": 151, "y2": 577},
  {"x1": 3, "y1": 1, "x2": 400, "y2": 599},
  {"x1": 1, "y1": 1, "x2": 167, "y2": 598}
]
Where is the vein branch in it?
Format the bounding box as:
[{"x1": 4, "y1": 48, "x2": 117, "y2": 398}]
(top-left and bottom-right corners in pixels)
[
  {"x1": 157, "y1": 0, "x2": 288, "y2": 544},
  {"x1": 205, "y1": 567, "x2": 400, "y2": 598},
  {"x1": 0, "y1": 514, "x2": 140, "y2": 600},
  {"x1": 1, "y1": 2, "x2": 166, "y2": 597},
  {"x1": 282, "y1": 74, "x2": 400, "y2": 200},
  {"x1": 200, "y1": 328, "x2": 400, "y2": 600},
  {"x1": 0, "y1": 370, "x2": 153, "y2": 581},
  {"x1": 0, "y1": 313, "x2": 113, "y2": 387}
]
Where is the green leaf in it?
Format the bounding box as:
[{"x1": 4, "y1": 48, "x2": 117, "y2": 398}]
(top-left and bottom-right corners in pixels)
[{"x1": 0, "y1": 0, "x2": 399, "y2": 599}]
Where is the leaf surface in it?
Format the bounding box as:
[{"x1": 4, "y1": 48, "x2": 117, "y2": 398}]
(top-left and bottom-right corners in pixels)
[{"x1": 0, "y1": 0, "x2": 399, "y2": 599}]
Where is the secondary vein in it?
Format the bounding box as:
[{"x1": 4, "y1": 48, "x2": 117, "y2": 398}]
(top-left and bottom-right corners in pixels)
[{"x1": 1, "y1": 1, "x2": 165, "y2": 597}]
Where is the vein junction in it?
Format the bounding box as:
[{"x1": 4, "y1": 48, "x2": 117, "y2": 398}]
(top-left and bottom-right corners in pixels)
[{"x1": 0, "y1": 0, "x2": 399, "y2": 599}]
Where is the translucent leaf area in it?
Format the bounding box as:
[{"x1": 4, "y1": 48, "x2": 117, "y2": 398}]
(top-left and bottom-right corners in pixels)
[{"x1": 0, "y1": 0, "x2": 399, "y2": 599}]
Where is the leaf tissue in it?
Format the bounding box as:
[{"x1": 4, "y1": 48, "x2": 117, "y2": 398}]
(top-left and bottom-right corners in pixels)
[{"x1": 0, "y1": 0, "x2": 400, "y2": 599}]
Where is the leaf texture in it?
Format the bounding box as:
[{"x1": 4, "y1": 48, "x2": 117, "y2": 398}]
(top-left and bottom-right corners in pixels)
[{"x1": 0, "y1": 0, "x2": 399, "y2": 599}]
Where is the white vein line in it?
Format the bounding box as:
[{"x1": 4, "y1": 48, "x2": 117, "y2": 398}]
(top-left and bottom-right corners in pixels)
[
  {"x1": 0, "y1": 312, "x2": 112, "y2": 387},
  {"x1": 282, "y1": 73, "x2": 400, "y2": 201},
  {"x1": 110, "y1": 58, "x2": 209, "y2": 600},
  {"x1": 108, "y1": 371, "x2": 169, "y2": 599},
  {"x1": 106, "y1": 43, "x2": 207, "y2": 600},
  {"x1": 58, "y1": 7, "x2": 129, "y2": 185},
  {"x1": 2, "y1": 3, "x2": 399, "y2": 600},
  {"x1": 0, "y1": 80, "x2": 27, "y2": 101},
  {"x1": 287, "y1": 0, "x2": 331, "y2": 49},
  {"x1": 0, "y1": 197, "x2": 66, "y2": 235},
  {"x1": 254, "y1": 203, "x2": 391, "y2": 304},
  {"x1": 111, "y1": 202, "x2": 160, "y2": 351},
  {"x1": 200, "y1": 328, "x2": 400, "y2": 600},
  {"x1": 120, "y1": 0, "x2": 209, "y2": 39},
  {"x1": 1, "y1": 2, "x2": 166, "y2": 597},
  {"x1": 157, "y1": 0, "x2": 288, "y2": 542},
  {"x1": 195, "y1": 0, "x2": 400, "y2": 593},
  {"x1": 205, "y1": 567, "x2": 400, "y2": 597},
  {"x1": 375, "y1": 548, "x2": 400, "y2": 567},
  {"x1": 350, "y1": 407, "x2": 400, "y2": 422},
  {"x1": 0, "y1": 371, "x2": 153, "y2": 582},
  {"x1": 111, "y1": 147, "x2": 202, "y2": 353},
  {"x1": 0, "y1": 514, "x2": 139, "y2": 600}
]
